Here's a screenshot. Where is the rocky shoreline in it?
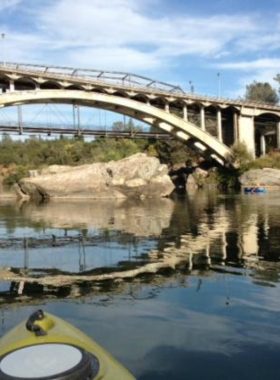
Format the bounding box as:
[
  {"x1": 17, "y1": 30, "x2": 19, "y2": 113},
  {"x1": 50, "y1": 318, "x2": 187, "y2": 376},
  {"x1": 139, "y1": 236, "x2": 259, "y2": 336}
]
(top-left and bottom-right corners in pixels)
[
  {"x1": 239, "y1": 168, "x2": 280, "y2": 189},
  {"x1": 2, "y1": 154, "x2": 280, "y2": 200}
]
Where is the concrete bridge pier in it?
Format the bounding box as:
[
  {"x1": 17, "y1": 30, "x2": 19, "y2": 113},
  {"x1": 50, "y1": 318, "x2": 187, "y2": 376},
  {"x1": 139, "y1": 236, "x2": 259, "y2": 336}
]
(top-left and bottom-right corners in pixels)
[
  {"x1": 260, "y1": 134, "x2": 266, "y2": 156},
  {"x1": 200, "y1": 106, "x2": 205, "y2": 131},
  {"x1": 183, "y1": 104, "x2": 188, "y2": 121},
  {"x1": 238, "y1": 114, "x2": 256, "y2": 158},
  {"x1": 277, "y1": 121, "x2": 280, "y2": 150},
  {"x1": 217, "y1": 108, "x2": 222, "y2": 142},
  {"x1": 9, "y1": 80, "x2": 14, "y2": 92}
]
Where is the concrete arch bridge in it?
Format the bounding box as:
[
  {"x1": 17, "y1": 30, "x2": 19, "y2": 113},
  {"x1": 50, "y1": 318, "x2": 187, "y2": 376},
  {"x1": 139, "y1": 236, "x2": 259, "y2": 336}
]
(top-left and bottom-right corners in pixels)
[{"x1": 0, "y1": 62, "x2": 280, "y2": 164}]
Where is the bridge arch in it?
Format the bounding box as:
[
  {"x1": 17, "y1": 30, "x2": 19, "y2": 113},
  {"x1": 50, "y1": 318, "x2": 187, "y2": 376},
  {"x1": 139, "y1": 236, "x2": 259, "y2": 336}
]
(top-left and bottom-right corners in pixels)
[
  {"x1": 40, "y1": 81, "x2": 62, "y2": 90},
  {"x1": 91, "y1": 88, "x2": 107, "y2": 94},
  {"x1": 14, "y1": 77, "x2": 37, "y2": 91},
  {"x1": 131, "y1": 94, "x2": 149, "y2": 104},
  {"x1": 0, "y1": 89, "x2": 232, "y2": 163},
  {"x1": 150, "y1": 97, "x2": 168, "y2": 110},
  {"x1": 169, "y1": 99, "x2": 185, "y2": 118},
  {"x1": 254, "y1": 109, "x2": 280, "y2": 118},
  {"x1": 112, "y1": 90, "x2": 129, "y2": 98},
  {"x1": 204, "y1": 105, "x2": 219, "y2": 137},
  {"x1": 0, "y1": 75, "x2": 10, "y2": 92},
  {"x1": 64, "y1": 84, "x2": 85, "y2": 91},
  {"x1": 254, "y1": 112, "x2": 280, "y2": 156}
]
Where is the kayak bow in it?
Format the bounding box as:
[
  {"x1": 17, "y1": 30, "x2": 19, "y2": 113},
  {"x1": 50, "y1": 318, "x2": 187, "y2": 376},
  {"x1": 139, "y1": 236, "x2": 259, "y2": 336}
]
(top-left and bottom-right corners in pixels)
[{"x1": 0, "y1": 309, "x2": 135, "y2": 380}]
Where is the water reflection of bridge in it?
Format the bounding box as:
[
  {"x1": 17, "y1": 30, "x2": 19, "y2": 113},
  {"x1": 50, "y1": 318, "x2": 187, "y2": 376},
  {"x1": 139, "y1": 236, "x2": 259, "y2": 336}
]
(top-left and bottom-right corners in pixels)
[
  {"x1": 170, "y1": 192, "x2": 280, "y2": 275},
  {"x1": 0, "y1": 193, "x2": 280, "y2": 302}
]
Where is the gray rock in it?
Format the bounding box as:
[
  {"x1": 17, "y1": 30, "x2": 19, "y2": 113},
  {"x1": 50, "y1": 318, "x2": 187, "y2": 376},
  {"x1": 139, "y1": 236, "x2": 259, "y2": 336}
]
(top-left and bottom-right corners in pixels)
[
  {"x1": 17, "y1": 153, "x2": 175, "y2": 200},
  {"x1": 239, "y1": 168, "x2": 280, "y2": 188}
]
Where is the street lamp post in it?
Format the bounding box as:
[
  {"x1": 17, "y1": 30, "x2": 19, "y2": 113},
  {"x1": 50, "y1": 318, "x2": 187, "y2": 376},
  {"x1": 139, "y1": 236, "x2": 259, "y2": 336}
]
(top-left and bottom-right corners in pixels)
[
  {"x1": 217, "y1": 72, "x2": 221, "y2": 98},
  {"x1": 189, "y1": 80, "x2": 194, "y2": 93},
  {"x1": 1, "y1": 33, "x2": 5, "y2": 66}
]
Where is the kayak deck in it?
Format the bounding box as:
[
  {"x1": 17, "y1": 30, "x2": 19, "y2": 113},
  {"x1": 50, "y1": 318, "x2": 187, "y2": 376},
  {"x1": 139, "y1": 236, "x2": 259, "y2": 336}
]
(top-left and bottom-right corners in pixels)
[{"x1": 0, "y1": 310, "x2": 135, "y2": 380}]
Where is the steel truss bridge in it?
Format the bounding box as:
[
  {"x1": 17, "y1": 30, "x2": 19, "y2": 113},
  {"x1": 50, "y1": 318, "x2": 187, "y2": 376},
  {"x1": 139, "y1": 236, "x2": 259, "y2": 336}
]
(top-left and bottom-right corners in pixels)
[{"x1": 0, "y1": 123, "x2": 173, "y2": 139}]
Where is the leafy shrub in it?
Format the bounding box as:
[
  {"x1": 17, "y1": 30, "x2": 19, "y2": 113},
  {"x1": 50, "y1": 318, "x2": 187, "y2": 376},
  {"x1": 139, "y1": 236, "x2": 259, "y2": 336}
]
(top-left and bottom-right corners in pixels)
[
  {"x1": 3, "y1": 166, "x2": 30, "y2": 186},
  {"x1": 248, "y1": 151, "x2": 280, "y2": 170},
  {"x1": 227, "y1": 142, "x2": 254, "y2": 170}
]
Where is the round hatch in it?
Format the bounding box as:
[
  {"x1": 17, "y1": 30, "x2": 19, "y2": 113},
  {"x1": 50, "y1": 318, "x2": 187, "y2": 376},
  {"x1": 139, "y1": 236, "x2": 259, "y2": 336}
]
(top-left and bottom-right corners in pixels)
[{"x1": 0, "y1": 343, "x2": 99, "y2": 380}]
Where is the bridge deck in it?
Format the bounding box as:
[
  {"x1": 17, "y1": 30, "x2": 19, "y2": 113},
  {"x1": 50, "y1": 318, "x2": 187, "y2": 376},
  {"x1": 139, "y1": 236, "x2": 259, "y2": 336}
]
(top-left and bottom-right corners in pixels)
[{"x1": 1, "y1": 62, "x2": 280, "y2": 112}]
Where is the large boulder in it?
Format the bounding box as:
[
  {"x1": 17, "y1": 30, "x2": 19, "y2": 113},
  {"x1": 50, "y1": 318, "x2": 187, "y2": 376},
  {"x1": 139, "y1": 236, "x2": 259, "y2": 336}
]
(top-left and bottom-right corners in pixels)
[
  {"x1": 239, "y1": 168, "x2": 280, "y2": 188},
  {"x1": 15, "y1": 153, "x2": 175, "y2": 200}
]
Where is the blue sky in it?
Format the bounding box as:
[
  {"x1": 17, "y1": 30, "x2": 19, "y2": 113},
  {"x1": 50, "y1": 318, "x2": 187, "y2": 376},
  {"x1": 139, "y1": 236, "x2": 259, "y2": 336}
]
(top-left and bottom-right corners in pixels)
[{"x1": 0, "y1": 0, "x2": 280, "y2": 124}]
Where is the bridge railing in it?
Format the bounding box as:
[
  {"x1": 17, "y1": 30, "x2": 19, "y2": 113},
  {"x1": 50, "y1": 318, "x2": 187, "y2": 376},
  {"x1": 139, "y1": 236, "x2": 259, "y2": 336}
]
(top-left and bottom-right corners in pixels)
[
  {"x1": 0, "y1": 62, "x2": 184, "y2": 95},
  {"x1": 1, "y1": 62, "x2": 280, "y2": 111}
]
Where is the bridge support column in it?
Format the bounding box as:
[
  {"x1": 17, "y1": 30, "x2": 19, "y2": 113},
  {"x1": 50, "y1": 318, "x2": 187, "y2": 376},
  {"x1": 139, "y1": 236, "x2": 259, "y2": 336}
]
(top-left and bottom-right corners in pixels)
[
  {"x1": 200, "y1": 107, "x2": 205, "y2": 131},
  {"x1": 18, "y1": 105, "x2": 23, "y2": 134},
  {"x1": 9, "y1": 80, "x2": 14, "y2": 92},
  {"x1": 165, "y1": 103, "x2": 170, "y2": 113},
  {"x1": 233, "y1": 112, "x2": 239, "y2": 142},
  {"x1": 260, "y1": 134, "x2": 266, "y2": 156},
  {"x1": 238, "y1": 115, "x2": 255, "y2": 158},
  {"x1": 277, "y1": 121, "x2": 280, "y2": 149},
  {"x1": 183, "y1": 105, "x2": 188, "y2": 121},
  {"x1": 217, "y1": 109, "x2": 222, "y2": 142}
]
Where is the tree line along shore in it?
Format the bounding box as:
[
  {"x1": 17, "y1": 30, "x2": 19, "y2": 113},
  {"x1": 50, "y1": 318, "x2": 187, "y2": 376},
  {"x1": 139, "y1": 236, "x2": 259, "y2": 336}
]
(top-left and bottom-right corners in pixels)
[{"x1": 1, "y1": 130, "x2": 280, "y2": 191}]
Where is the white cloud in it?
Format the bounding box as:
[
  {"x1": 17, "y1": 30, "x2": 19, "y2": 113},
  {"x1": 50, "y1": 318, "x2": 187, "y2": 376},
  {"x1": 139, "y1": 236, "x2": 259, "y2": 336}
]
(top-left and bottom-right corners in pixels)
[
  {"x1": 3, "y1": 0, "x2": 260, "y2": 73},
  {"x1": 224, "y1": 67, "x2": 280, "y2": 99},
  {"x1": 215, "y1": 58, "x2": 280, "y2": 98},
  {"x1": 38, "y1": 1, "x2": 256, "y2": 55},
  {"x1": 217, "y1": 58, "x2": 280, "y2": 71},
  {"x1": 66, "y1": 47, "x2": 163, "y2": 71},
  {"x1": 0, "y1": 0, "x2": 21, "y2": 12},
  {"x1": 2, "y1": 0, "x2": 280, "y2": 99},
  {"x1": 236, "y1": 34, "x2": 280, "y2": 53}
]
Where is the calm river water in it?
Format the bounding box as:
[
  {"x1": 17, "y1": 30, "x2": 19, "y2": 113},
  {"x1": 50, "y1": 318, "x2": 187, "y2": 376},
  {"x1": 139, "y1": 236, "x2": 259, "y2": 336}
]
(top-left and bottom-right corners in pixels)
[{"x1": 1, "y1": 190, "x2": 280, "y2": 379}]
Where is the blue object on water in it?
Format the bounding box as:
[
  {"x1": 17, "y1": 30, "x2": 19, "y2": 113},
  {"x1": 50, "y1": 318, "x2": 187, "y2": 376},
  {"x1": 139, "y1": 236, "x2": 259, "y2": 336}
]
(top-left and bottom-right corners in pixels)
[{"x1": 244, "y1": 187, "x2": 267, "y2": 193}]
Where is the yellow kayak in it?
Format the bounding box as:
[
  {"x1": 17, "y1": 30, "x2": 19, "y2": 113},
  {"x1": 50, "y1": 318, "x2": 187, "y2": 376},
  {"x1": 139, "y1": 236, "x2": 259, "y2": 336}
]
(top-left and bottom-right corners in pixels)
[{"x1": 0, "y1": 309, "x2": 135, "y2": 379}]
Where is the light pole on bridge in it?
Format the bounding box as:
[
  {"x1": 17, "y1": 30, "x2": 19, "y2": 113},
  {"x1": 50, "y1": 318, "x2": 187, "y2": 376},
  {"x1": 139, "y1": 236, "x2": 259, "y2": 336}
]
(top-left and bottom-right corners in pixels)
[
  {"x1": 1, "y1": 33, "x2": 5, "y2": 67},
  {"x1": 189, "y1": 80, "x2": 194, "y2": 93},
  {"x1": 217, "y1": 72, "x2": 221, "y2": 98}
]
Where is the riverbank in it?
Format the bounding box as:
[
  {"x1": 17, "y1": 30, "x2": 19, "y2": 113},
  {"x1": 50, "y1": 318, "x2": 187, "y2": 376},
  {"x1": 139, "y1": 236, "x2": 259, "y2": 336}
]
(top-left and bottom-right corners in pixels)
[{"x1": 2, "y1": 142, "x2": 280, "y2": 197}]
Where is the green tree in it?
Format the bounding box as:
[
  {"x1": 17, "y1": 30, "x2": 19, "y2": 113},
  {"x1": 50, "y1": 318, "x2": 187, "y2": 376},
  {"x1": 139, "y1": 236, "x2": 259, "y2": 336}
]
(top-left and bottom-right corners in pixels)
[
  {"x1": 112, "y1": 118, "x2": 142, "y2": 133},
  {"x1": 245, "y1": 81, "x2": 279, "y2": 104}
]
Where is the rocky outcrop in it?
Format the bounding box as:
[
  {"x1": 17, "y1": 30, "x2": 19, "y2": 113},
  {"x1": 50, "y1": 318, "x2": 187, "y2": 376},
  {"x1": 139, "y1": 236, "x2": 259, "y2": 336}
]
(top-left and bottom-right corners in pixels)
[
  {"x1": 239, "y1": 168, "x2": 280, "y2": 189},
  {"x1": 169, "y1": 163, "x2": 212, "y2": 191},
  {"x1": 15, "y1": 153, "x2": 175, "y2": 200}
]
